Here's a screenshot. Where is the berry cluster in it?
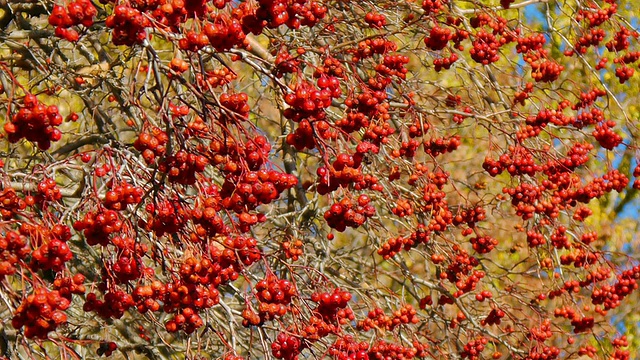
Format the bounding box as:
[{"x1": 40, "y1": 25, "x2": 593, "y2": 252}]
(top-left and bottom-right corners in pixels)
[
  {"x1": 134, "y1": 126, "x2": 169, "y2": 164},
  {"x1": 324, "y1": 195, "x2": 376, "y2": 231},
  {"x1": 143, "y1": 199, "x2": 189, "y2": 237},
  {"x1": 591, "y1": 266, "x2": 640, "y2": 310},
  {"x1": 531, "y1": 59, "x2": 565, "y2": 83},
  {"x1": 282, "y1": 238, "x2": 304, "y2": 261},
  {"x1": 84, "y1": 290, "x2": 134, "y2": 319},
  {"x1": 312, "y1": 288, "x2": 353, "y2": 324},
  {"x1": 364, "y1": 12, "x2": 386, "y2": 29},
  {"x1": 0, "y1": 188, "x2": 27, "y2": 219},
  {"x1": 368, "y1": 340, "x2": 420, "y2": 360},
  {"x1": 470, "y1": 235, "x2": 498, "y2": 254},
  {"x1": 421, "y1": 0, "x2": 447, "y2": 14},
  {"x1": 105, "y1": 5, "x2": 150, "y2": 46},
  {"x1": 35, "y1": 178, "x2": 62, "y2": 204},
  {"x1": 165, "y1": 307, "x2": 204, "y2": 334},
  {"x1": 425, "y1": 26, "x2": 453, "y2": 51},
  {"x1": 271, "y1": 332, "x2": 303, "y2": 360},
  {"x1": 53, "y1": 274, "x2": 86, "y2": 300},
  {"x1": 73, "y1": 208, "x2": 123, "y2": 246},
  {"x1": 328, "y1": 335, "x2": 369, "y2": 360},
  {"x1": 104, "y1": 182, "x2": 144, "y2": 210},
  {"x1": 30, "y1": 237, "x2": 72, "y2": 272},
  {"x1": 48, "y1": 0, "x2": 97, "y2": 41},
  {"x1": 220, "y1": 170, "x2": 298, "y2": 214},
  {"x1": 376, "y1": 55, "x2": 410, "y2": 80},
  {"x1": 158, "y1": 150, "x2": 209, "y2": 185},
  {"x1": 0, "y1": 231, "x2": 29, "y2": 279},
  {"x1": 12, "y1": 288, "x2": 70, "y2": 339},
  {"x1": 460, "y1": 336, "x2": 487, "y2": 359},
  {"x1": 470, "y1": 31, "x2": 500, "y2": 65},
  {"x1": 423, "y1": 135, "x2": 461, "y2": 157},
  {"x1": 481, "y1": 308, "x2": 505, "y2": 326},
  {"x1": 255, "y1": 275, "x2": 297, "y2": 320},
  {"x1": 4, "y1": 94, "x2": 63, "y2": 150}
]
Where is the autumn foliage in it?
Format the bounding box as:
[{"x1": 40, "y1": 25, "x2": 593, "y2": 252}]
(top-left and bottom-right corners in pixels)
[{"x1": 1, "y1": 0, "x2": 640, "y2": 358}]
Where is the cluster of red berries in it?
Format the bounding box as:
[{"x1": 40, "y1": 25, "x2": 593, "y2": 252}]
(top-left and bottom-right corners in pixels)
[
  {"x1": 576, "y1": 2, "x2": 617, "y2": 28},
  {"x1": 328, "y1": 335, "x2": 369, "y2": 360},
  {"x1": 425, "y1": 26, "x2": 453, "y2": 51},
  {"x1": 591, "y1": 265, "x2": 640, "y2": 310},
  {"x1": 452, "y1": 206, "x2": 486, "y2": 228},
  {"x1": 592, "y1": 120, "x2": 623, "y2": 149},
  {"x1": 312, "y1": 288, "x2": 353, "y2": 324},
  {"x1": 226, "y1": 235, "x2": 262, "y2": 267},
  {"x1": 104, "y1": 182, "x2": 144, "y2": 210},
  {"x1": 49, "y1": 0, "x2": 96, "y2": 42},
  {"x1": 367, "y1": 340, "x2": 421, "y2": 360},
  {"x1": 423, "y1": 135, "x2": 461, "y2": 157},
  {"x1": 572, "y1": 28, "x2": 605, "y2": 55},
  {"x1": 481, "y1": 308, "x2": 505, "y2": 326},
  {"x1": 606, "y1": 27, "x2": 636, "y2": 52},
  {"x1": 516, "y1": 33, "x2": 546, "y2": 53},
  {"x1": 614, "y1": 65, "x2": 635, "y2": 83},
  {"x1": 324, "y1": 195, "x2": 376, "y2": 231},
  {"x1": 0, "y1": 188, "x2": 27, "y2": 219},
  {"x1": 73, "y1": 208, "x2": 123, "y2": 246},
  {"x1": 391, "y1": 198, "x2": 413, "y2": 217},
  {"x1": 34, "y1": 178, "x2": 62, "y2": 204},
  {"x1": 165, "y1": 307, "x2": 204, "y2": 334},
  {"x1": 220, "y1": 170, "x2": 298, "y2": 214},
  {"x1": 282, "y1": 238, "x2": 304, "y2": 261},
  {"x1": 84, "y1": 289, "x2": 134, "y2": 319},
  {"x1": 470, "y1": 31, "x2": 501, "y2": 65},
  {"x1": 376, "y1": 55, "x2": 410, "y2": 80},
  {"x1": 287, "y1": 119, "x2": 334, "y2": 150},
  {"x1": 158, "y1": 150, "x2": 209, "y2": 185},
  {"x1": 53, "y1": 274, "x2": 86, "y2": 300},
  {"x1": 134, "y1": 126, "x2": 169, "y2": 164},
  {"x1": 190, "y1": 191, "x2": 227, "y2": 239},
  {"x1": 30, "y1": 236, "x2": 72, "y2": 272},
  {"x1": 271, "y1": 332, "x2": 303, "y2": 360},
  {"x1": 470, "y1": 235, "x2": 498, "y2": 254},
  {"x1": 573, "y1": 107, "x2": 604, "y2": 129},
  {"x1": 209, "y1": 135, "x2": 271, "y2": 173},
  {"x1": 421, "y1": 0, "x2": 447, "y2": 14},
  {"x1": 143, "y1": 199, "x2": 189, "y2": 237},
  {"x1": 255, "y1": 275, "x2": 297, "y2": 320},
  {"x1": 105, "y1": 5, "x2": 150, "y2": 46},
  {"x1": 531, "y1": 59, "x2": 565, "y2": 82},
  {"x1": 316, "y1": 153, "x2": 366, "y2": 194},
  {"x1": 377, "y1": 236, "x2": 409, "y2": 260},
  {"x1": 433, "y1": 52, "x2": 459, "y2": 72},
  {"x1": 527, "y1": 346, "x2": 560, "y2": 360},
  {"x1": 527, "y1": 230, "x2": 545, "y2": 247},
  {"x1": 351, "y1": 38, "x2": 398, "y2": 62},
  {"x1": 460, "y1": 336, "x2": 487, "y2": 359},
  {"x1": 220, "y1": 92, "x2": 250, "y2": 121},
  {"x1": 364, "y1": 12, "x2": 386, "y2": 28},
  {"x1": 378, "y1": 225, "x2": 431, "y2": 259},
  {"x1": 196, "y1": 67, "x2": 237, "y2": 89},
  {"x1": 0, "y1": 231, "x2": 29, "y2": 279},
  {"x1": 283, "y1": 81, "x2": 335, "y2": 125},
  {"x1": 528, "y1": 318, "x2": 553, "y2": 342},
  {"x1": 4, "y1": 94, "x2": 63, "y2": 150},
  {"x1": 554, "y1": 306, "x2": 594, "y2": 333},
  {"x1": 12, "y1": 288, "x2": 70, "y2": 339}
]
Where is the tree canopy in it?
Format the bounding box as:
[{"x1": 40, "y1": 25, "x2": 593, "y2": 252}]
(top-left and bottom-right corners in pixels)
[{"x1": 1, "y1": 0, "x2": 640, "y2": 359}]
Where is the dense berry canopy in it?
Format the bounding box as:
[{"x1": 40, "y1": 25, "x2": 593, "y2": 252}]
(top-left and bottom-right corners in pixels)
[{"x1": 0, "y1": 0, "x2": 640, "y2": 359}]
